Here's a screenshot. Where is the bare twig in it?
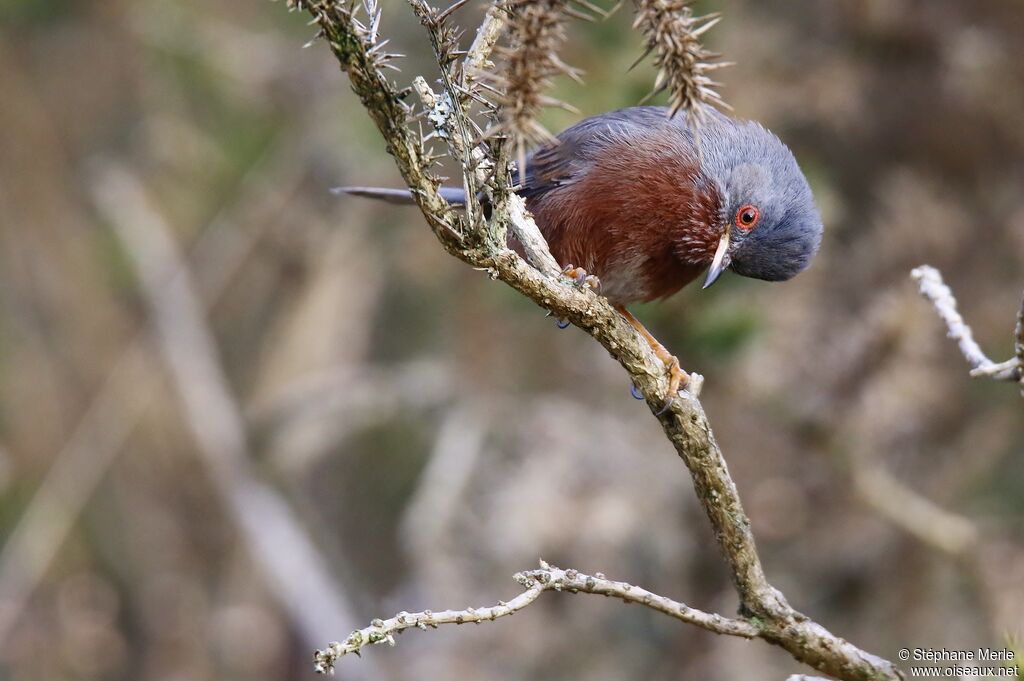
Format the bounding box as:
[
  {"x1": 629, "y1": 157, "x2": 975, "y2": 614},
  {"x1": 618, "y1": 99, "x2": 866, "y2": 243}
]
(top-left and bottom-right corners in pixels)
[
  {"x1": 911, "y1": 265, "x2": 1023, "y2": 387},
  {"x1": 0, "y1": 344, "x2": 156, "y2": 646},
  {"x1": 301, "y1": 1, "x2": 461, "y2": 241},
  {"x1": 313, "y1": 562, "x2": 758, "y2": 673},
  {"x1": 289, "y1": 5, "x2": 903, "y2": 680},
  {"x1": 413, "y1": 7, "x2": 563, "y2": 275},
  {"x1": 409, "y1": 0, "x2": 493, "y2": 230},
  {"x1": 498, "y1": 191, "x2": 562, "y2": 276}
]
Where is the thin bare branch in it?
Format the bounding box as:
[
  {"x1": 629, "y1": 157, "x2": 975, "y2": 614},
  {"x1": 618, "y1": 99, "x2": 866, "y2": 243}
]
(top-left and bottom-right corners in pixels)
[
  {"x1": 497, "y1": 191, "x2": 562, "y2": 276},
  {"x1": 304, "y1": 1, "x2": 461, "y2": 241},
  {"x1": 911, "y1": 265, "x2": 1023, "y2": 387},
  {"x1": 1016, "y1": 292, "x2": 1024, "y2": 386},
  {"x1": 409, "y1": 0, "x2": 493, "y2": 230},
  {"x1": 313, "y1": 562, "x2": 758, "y2": 673}
]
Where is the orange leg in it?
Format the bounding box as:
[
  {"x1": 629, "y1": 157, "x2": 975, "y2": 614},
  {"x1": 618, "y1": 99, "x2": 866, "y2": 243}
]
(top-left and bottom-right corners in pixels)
[{"x1": 615, "y1": 305, "x2": 688, "y2": 402}]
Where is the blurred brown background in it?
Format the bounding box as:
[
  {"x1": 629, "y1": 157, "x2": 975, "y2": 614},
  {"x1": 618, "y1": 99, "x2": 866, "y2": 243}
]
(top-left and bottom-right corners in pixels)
[{"x1": 0, "y1": 1, "x2": 1022, "y2": 680}]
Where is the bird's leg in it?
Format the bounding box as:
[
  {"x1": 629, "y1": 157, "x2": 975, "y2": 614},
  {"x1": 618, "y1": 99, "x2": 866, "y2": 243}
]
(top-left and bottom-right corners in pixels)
[
  {"x1": 560, "y1": 264, "x2": 602, "y2": 293},
  {"x1": 614, "y1": 305, "x2": 689, "y2": 406}
]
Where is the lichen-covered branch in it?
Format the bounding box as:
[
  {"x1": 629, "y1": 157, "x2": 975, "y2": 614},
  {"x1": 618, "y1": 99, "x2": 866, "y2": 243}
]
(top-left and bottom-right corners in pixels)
[
  {"x1": 911, "y1": 265, "x2": 1023, "y2": 390},
  {"x1": 287, "y1": 3, "x2": 903, "y2": 680},
  {"x1": 313, "y1": 562, "x2": 758, "y2": 672}
]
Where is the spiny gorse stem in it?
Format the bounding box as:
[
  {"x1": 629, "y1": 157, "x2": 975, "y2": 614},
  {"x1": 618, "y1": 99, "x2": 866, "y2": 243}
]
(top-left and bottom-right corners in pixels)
[
  {"x1": 632, "y1": 0, "x2": 730, "y2": 122},
  {"x1": 479, "y1": 1, "x2": 588, "y2": 180}
]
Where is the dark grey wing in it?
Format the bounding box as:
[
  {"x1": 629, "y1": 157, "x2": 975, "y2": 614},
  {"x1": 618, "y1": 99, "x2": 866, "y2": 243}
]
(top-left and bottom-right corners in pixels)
[{"x1": 518, "y1": 106, "x2": 700, "y2": 201}]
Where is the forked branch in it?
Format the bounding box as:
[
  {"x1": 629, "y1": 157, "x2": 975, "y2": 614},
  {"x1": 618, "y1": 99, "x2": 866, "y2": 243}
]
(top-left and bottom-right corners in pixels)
[{"x1": 286, "y1": 2, "x2": 903, "y2": 679}]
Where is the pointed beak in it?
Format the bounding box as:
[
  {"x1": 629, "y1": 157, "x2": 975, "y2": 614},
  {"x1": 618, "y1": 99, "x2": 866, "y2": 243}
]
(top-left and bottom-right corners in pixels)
[{"x1": 703, "y1": 231, "x2": 731, "y2": 289}]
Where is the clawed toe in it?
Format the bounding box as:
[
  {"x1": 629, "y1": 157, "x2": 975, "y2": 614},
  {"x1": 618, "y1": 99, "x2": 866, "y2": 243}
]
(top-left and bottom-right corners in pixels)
[
  {"x1": 628, "y1": 358, "x2": 692, "y2": 411},
  {"x1": 613, "y1": 305, "x2": 695, "y2": 411},
  {"x1": 656, "y1": 356, "x2": 689, "y2": 413},
  {"x1": 666, "y1": 356, "x2": 688, "y2": 396},
  {"x1": 561, "y1": 265, "x2": 602, "y2": 293}
]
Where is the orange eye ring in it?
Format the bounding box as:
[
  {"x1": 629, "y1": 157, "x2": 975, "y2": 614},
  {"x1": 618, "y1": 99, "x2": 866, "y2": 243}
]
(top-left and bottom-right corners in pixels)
[{"x1": 735, "y1": 204, "x2": 761, "y2": 231}]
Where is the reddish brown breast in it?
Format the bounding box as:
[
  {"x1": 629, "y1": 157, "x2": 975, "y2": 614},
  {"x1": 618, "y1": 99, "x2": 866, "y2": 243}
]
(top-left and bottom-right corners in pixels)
[{"x1": 525, "y1": 129, "x2": 724, "y2": 304}]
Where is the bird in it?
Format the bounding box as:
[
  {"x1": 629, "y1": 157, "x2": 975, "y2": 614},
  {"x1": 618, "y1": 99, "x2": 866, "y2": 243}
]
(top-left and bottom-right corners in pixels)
[{"x1": 340, "y1": 106, "x2": 823, "y2": 402}]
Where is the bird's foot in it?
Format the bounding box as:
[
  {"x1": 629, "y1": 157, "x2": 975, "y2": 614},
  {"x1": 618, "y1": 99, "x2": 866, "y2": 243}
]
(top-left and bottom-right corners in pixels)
[
  {"x1": 560, "y1": 265, "x2": 601, "y2": 294},
  {"x1": 654, "y1": 352, "x2": 690, "y2": 414},
  {"x1": 614, "y1": 305, "x2": 700, "y2": 411},
  {"x1": 632, "y1": 362, "x2": 701, "y2": 411}
]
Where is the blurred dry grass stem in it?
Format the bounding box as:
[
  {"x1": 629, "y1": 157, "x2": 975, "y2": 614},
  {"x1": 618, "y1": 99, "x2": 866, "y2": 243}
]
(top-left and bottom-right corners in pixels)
[
  {"x1": 92, "y1": 163, "x2": 375, "y2": 677},
  {"x1": 0, "y1": 132, "x2": 313, "y2": 648}
]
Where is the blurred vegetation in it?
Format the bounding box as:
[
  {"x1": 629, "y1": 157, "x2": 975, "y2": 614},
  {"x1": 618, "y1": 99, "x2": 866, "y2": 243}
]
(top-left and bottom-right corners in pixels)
[{"x1": 0, "y1": 1, "x2": 1022, "y2": 680}]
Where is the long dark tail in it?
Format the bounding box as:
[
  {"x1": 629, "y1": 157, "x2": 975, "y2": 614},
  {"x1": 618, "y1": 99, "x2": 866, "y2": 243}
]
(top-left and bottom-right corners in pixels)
[{"x1": 333, "y1": 186, "x2": 467, "y2": 205}]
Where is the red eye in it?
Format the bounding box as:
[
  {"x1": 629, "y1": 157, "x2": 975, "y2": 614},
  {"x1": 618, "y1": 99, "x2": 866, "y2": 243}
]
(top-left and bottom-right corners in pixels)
[{"x1": 735, "y1": 204, "x2": 760, "y2": 231}]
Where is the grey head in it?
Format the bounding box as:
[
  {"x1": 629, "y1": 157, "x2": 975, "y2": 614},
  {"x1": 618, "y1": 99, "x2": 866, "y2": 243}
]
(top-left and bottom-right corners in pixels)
[{"x1": 695, "y1": 112, "x2": 823, "y2": 288}]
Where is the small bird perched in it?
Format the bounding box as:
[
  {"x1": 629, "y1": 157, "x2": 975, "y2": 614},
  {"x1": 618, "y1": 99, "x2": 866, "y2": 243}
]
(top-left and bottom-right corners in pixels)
[{"x1": 342, "y1": 106, "x2": 823, "y2": 400}]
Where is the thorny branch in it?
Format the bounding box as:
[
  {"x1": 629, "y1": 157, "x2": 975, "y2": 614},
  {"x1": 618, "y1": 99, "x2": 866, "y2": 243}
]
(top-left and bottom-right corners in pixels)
[
  {"x1": 632, "y1": 0, "x2": 731, "y2": 123},
  {"x1": 287, "y1": 1, "x2": 903, "y2": 679},
  {"x1": 911, "y1": 265, "x2": 1024, "y2": 394}
]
